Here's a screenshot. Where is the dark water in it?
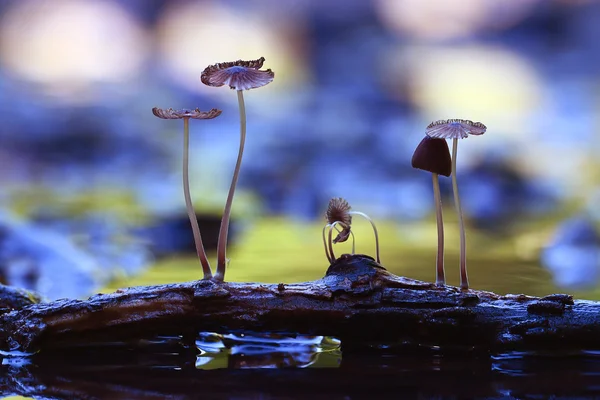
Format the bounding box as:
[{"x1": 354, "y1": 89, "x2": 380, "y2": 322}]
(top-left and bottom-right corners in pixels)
[{"x1": 3, "y1": 333, "x2": 600, "y2": 399}]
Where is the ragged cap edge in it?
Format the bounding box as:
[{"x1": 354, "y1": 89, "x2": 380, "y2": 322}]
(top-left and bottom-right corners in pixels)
[
  {"x1": 200, "y1": 57, "x2": 274, "y2": 90},
  {"x1": 152, "y1": 107, "x2": 222, "y2": 119},
  {"x1": 425, "y1": 118, "x2": 487, "y2": 139}
]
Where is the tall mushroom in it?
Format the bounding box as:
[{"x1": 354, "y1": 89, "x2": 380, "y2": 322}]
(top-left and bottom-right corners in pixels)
[
  {"x1": 411, "y1": 136, "x2": 452, "y2": 285},
  {"x1": 151, "y1": 107, "x2": 222, "y2": 280},
  {"x1": 425, "y1": 119, "x2": 487, "y2": 290},
  {"x1": 201, "y1": 57, "x2": 274, "y2": 281}
]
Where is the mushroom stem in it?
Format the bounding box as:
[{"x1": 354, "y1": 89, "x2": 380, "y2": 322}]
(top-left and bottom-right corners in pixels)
[
  {"x1": 451, "y1": 138, "x2": 468, "y2": 290},
  {"x1": 327, "y1": 221, "x2": 348, "y2": 263},
  {"x1": 322, "y1": 224, "x2": 334, "y2": 263},
  {"x1": 215, "y1": 90, "x2": 246, "y2": 280},
  {"x1": 323, "y1": 223, "x2": 356, "y2": 264},
  {"x1": 432, "y1": 173, "x2": 445, "y2": 286},
  {"x1": 348, "y1": 211, "x2": 380, "y2": 264},
  {"x1": 182, "y1": 117, "x2": 212, "y2": 279}
]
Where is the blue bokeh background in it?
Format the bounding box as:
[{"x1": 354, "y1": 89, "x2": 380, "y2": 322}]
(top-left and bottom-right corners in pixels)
[{"x1": 1, "y1": 0, "x2": 600, "y2": 298}]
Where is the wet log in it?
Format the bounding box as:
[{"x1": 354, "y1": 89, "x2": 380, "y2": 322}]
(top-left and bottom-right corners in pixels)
[{"x1": 1, "y1": 254, "x2": 600, "y2": 353}]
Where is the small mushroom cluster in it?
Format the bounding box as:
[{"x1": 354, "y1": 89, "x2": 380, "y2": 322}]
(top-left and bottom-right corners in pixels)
[
  {"x1": 325, "y1": 119, "x2": 487, "y2": 291},
  {"x1": 152, "y1": 57, "x2": 274, "y2": 281},
  {"x1": 150, "y1": 55, "x2": 487, "y2": 291}
]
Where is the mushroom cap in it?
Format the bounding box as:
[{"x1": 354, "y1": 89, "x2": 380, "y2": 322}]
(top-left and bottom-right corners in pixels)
[
  {"x1": 326, "y1": 197, "x2": 352, "y2": 226},
  {"x1": 426, "y1": 119, "x2": 487, "y2": 139},
  {"x1": 200, "y1": 57, "x2": 274, "y2": 91},
  {"x1": 326, "y1": 197, "x2": 352, "y2": 244},
  {"x1": 411, "y1": 136, "x2": 452, "y2": 177},
  {"x1": 152, "y1": 107, "x2": 222, "y2": 120}
]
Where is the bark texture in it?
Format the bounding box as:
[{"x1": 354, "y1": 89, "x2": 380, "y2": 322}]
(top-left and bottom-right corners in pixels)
[{"x1": 1, "y1": 254, "x2": 599, "y2": 353}]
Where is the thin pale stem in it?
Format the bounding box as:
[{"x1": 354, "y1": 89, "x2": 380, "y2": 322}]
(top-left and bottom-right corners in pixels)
[
  {"x1": 183, "y1": 117, "x2": 212, "y2": 279},
  {"x1": 348, "y1": 211, "x2": 380, "y2": 264},
  {"x1": 327, "y1": 221, "x2": 347, "y2": 263},
  {"x1": 215, "y1": 90, "x2": 246, "y2": 280},
  {"x1": 322, "y1": 224, "x2": 333, "y2": 263},
  {"x1": 451, "y1": 138, "x2": 468, "y2": 290},
  {"x1": 432, "y1": 173, "x2": 445, "y2": 286}
]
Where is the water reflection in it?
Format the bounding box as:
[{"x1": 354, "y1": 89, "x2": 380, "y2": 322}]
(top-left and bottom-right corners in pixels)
[
  {"x1": 195, "y1": 332, "x2": 341, "y2": 369},
  {"x1": 3, "y1": 336, "x2": 600, "y2": 399}
]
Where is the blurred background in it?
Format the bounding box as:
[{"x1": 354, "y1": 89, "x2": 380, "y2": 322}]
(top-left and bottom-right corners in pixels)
[{"x1": 0, "y1": 0, "x2": 599, "y2": 300}]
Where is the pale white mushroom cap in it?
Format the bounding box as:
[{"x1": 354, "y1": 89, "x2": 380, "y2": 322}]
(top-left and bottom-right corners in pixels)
[{"x1": 426, "y1": 119, "x2": 487, "y2": 139}]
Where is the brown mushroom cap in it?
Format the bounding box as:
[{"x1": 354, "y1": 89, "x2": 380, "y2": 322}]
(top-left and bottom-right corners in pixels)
[
  {"x1": 326, "y1": 197, "x2": 352, "y2": 244},
  {"x1": 411, "y1": 136, "x2": 452, "y2": 177},
  {"x1": 426, "y1": 119, "x2": 487, "y2": 139},
  {"x1": 152, "y1": 107, "x2": 222, "y2": 120},
  {"x1": 326, "y1": 197, "x2": 352, "y2": 225},
  {"x1": 200, "y1": 57, "x2": 274, "y2": 91}
]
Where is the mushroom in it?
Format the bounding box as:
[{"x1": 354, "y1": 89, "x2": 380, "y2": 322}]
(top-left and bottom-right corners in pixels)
[
  {"x1": 426, "y1": 118, "x2": 487, "y2": 290},
  {"x1": 201, "y1": 57, "x2": 274, "y2": 281},
  {"x1": 323, "y1": 197, "x2": 381, "y2": 264},
  {"x1": 411, "y1": 136, "x2": 452, "y2": 285},
  {"x1": 151, "y1": 107, "x2": 222, "y2": 280}
]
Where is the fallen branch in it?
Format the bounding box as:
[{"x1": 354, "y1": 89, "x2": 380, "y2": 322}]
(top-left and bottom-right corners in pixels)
[{"x1": 1, "y1": 254, "x2": 600, "y2": 353}]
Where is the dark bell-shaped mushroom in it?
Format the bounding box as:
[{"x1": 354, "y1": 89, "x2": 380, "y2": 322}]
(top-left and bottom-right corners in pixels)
[{"x1": 411, "y1": 136, "x2": 452, "y2": 177}]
